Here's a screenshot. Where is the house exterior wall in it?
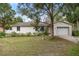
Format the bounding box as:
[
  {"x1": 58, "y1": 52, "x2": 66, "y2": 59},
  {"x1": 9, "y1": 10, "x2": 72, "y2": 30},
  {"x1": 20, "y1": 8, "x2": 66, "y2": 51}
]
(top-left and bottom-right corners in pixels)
[{"x1": 5, "y1": 27, "x2": 36, "y2": 34}]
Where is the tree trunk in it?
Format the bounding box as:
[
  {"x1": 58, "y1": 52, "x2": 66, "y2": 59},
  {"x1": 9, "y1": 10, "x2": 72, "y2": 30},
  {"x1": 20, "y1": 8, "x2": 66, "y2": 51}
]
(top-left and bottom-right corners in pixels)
[
  {"x1": 2, "y1": 24, "x2": 5, "y2": 32},
  {"x1": 50, "y1": 16, "x2": 54, "y2": 37},
  {"x1": 3, "y1": 27, "x2": 5, "y2": 32}
]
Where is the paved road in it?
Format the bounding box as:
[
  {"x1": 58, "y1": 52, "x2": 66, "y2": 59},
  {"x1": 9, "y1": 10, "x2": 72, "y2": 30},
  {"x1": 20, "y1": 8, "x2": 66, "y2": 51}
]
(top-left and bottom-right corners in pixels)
[{"x1": 58, "y1": 35, "x2": 79, "y2": 43}]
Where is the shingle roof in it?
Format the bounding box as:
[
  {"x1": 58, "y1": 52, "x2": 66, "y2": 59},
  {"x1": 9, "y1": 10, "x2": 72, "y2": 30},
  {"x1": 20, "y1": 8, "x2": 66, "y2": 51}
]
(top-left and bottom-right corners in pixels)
[{"x1": 12, "y1": 22, "x2": 49, "y2": 27}]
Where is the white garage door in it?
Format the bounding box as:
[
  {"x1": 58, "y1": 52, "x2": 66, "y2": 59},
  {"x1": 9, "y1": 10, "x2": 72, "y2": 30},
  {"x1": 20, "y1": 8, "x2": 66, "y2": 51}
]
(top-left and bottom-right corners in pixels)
[{"x1": 57, "y1": 27, "x2": 69, "y2": 36}]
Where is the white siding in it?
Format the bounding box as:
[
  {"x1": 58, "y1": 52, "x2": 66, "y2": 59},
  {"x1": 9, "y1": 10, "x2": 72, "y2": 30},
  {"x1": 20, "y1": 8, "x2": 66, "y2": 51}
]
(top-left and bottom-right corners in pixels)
[{"x1": 5, "y1": 27, "x2": 36, "y2": 34}]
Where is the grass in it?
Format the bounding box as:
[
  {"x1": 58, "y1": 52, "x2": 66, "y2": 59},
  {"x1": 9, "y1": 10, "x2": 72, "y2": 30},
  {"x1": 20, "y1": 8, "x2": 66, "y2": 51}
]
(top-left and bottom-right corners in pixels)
[{"x1": 0, "y1": 36, "x2": 76, "y2": 56}]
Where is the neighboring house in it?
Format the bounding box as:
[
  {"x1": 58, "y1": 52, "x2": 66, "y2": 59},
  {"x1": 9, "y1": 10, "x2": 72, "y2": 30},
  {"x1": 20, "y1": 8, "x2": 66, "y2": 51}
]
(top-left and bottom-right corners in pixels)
[{"x1": 5, "y1": 21, "x2": 72, "y2": 36}]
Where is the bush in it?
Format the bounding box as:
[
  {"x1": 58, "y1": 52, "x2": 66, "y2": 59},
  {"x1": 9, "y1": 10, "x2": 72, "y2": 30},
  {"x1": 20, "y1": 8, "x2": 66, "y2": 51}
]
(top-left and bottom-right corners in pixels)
[
  {"x1": 26, "y1": 32, "x2": 32, "y2": 36},
  {"x1": 72, "y1": 31, "x2": 79, "y2": 36},
  {"x1": 11, "y1": 32, "x2": 18, "y2": 37},
  {"x1": 10, "y1": 31, "x2": 48, "y2": 37},
  {"x1": 69, "y1": 44, "x2": 79, "y2": 56},
  {"x1": 43, "y1": 27, "x2": 49, "y2": 35},
  {"x1": 0, "y1": 32, "x2": 6, "y2": 38},
  {"x1": 33, "y1": 32, "x2": 37, "y2": 36},
  {"x1": 43, "y1": 31, "x2": 49, "y2": 35},
  {"x1": 36, "y1": 32, "x2": 44, "y2": 36},
  {"x1": 37, "y1": 32, "x2": 42, "y2": 36},
  {"x1": 33, "y1": 32, "x2": 48, "y2": 36},
  {"x1": 33, "y1": 32, "x2": 40, "y2": 36},
  {"x1": 20, "y1": 34, "x2": 26, "y2": 37},
  {"x1": 11, "y1": 32, "x2": 28, "y2": 37},
  {"x1": 10, "y1": 32, "x2": 33, "y2": 37}
]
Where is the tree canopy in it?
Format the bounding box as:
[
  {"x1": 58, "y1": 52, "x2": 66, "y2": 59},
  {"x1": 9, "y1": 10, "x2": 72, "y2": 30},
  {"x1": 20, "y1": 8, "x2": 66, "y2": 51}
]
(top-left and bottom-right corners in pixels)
[
  {"x1": 62, "y1": 4, "x2": 79, "y2": 30},
  {"x1": 14, "y1": 16, "x2": 23, "y2": 23},
  {"x1": 0, "y1": 3, "x2": 16, "y2": 31}
]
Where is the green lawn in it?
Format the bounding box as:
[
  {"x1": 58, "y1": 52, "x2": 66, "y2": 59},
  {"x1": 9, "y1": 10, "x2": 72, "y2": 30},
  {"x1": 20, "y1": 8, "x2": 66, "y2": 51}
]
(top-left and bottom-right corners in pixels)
[{"x1": 0, "y1": 36, "x2": 76, "y2": 56}]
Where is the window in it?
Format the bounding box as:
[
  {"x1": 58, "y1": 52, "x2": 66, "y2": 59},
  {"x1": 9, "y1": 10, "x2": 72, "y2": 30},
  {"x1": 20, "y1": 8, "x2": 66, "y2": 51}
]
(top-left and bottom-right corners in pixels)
[
  {"x1": 17, "y1": 26, "x2": 20, "y2": 31},
  {"x1": 40, "y1": 26, "x2": 44, "y2": 31}
]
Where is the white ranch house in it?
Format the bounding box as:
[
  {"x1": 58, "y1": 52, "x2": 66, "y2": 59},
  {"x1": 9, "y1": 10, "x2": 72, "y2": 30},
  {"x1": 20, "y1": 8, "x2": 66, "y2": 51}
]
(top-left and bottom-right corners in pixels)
[{"x1": 5, "y1": 21, "x2": 72, "y2": 36}]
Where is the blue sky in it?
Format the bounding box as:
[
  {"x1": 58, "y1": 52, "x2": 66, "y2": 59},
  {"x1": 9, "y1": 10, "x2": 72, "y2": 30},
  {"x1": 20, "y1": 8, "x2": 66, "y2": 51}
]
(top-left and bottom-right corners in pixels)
[
  {"x1": 10, "y1": 3, "x2": 45, "y2": 22},
  {"x1": 10, "y1": 3, "x2": 31, "y2": 22},
  {"x1": 10, "y1": 3, "x2": 18, "y2": 12}
]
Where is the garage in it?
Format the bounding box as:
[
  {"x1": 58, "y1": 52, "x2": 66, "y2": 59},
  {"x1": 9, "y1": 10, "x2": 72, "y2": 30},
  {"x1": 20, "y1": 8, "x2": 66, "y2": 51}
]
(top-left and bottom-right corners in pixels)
[
  {"x1": 57, "y1": 27, "x2": 69, "y2": 35},
  {"x1": 53, "y1": 21, "x2": 72, "y2": 36}
]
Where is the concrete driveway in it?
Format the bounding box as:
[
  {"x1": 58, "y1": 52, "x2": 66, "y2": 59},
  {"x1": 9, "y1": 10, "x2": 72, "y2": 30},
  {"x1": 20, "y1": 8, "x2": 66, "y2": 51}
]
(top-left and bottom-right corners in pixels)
[{"x1": 58, "y1": 35, "x2": 79, "y2": 43}]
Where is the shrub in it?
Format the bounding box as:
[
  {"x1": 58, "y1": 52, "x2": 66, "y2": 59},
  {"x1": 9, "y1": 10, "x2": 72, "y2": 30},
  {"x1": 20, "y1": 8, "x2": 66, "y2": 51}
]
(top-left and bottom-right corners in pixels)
[
  {"x1": 0, "y1": 32, "x2": 6, "y2": 38},
  {"x1": 69, "y1": 44, "x2": 79, "y2": 56},
  {"x1": 11, "y1": 32, "x2": 18, "y2": 37},
  {"x1": 6, "y1": 33, "x2": 11, "y2": 37},
  {"x1": 33, "y1": 32, "x2": 39, "y2": 36},
  {"x1": 72, "y1": 31, "x2": 79, "y2": 36},
  {"x1": 10, "y1": 32, "x2": 33, "y2": 37},
  {"x1": 36, "y1": 32, "x2": 45, "y2": 36},
  {"x1": 10, "y1": 31, "x2": 48, "y2": 37},
  {"x1": 43, "y1": 27, "x2": 49, "y2": 35},
  {"x1": 11, "y1": 32, "x2": 27, "y2": 37},
  {"x1": 33, "y1": 32, "x2": 48, "y2": 36},
  {"x1": 43, "y1": 31, "x2": 49, "y2": 35},
  {"x1": 26, "y1": 32, "x2": 32, "y2": 36},
  {"x1": 19, "y1": 33, "x2": 26, "y2": 37},
  {"x1": 33, "y1": 32, "x2": 37, "y2": 36},
  {"x1": 37, "y1": 32, "x2": 42, "y2": 36}
]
